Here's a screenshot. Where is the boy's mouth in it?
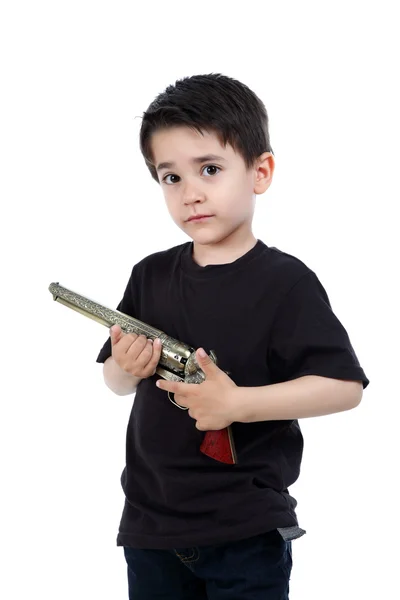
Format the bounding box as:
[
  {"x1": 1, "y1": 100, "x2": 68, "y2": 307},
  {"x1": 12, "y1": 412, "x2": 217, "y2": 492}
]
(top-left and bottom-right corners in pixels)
[{"x1": 187, "y1": 214, "x2": 214, "y2": 222}]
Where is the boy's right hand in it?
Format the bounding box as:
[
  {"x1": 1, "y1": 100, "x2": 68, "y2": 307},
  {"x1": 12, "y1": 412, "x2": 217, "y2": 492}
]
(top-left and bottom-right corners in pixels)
[{"x1": 110, "y1": 324, "x2": 163, "y2": 379}]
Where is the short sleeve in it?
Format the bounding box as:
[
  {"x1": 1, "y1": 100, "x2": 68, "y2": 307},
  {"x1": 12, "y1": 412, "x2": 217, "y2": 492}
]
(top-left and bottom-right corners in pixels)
[
  {"x1": 95, "y1": 268, "x2": 137, "y2": 364},
  {"x1": 267, "y1": 271, "x2": 369, "y2": 388}
]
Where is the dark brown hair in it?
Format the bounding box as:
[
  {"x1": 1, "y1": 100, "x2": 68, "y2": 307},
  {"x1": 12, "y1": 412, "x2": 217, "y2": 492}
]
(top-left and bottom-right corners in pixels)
[{"x1": 139, "y1": 73, "x2": 274, "y2": 182}]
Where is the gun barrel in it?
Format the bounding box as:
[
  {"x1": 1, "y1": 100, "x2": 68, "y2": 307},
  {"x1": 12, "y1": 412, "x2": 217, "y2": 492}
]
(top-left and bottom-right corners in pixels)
[
  {"x1": 49, "y1": 282, "x2": 163, "y2": 338},
  {"x1": 48, "y1": 282, "x2": 192, "y2": 376}
]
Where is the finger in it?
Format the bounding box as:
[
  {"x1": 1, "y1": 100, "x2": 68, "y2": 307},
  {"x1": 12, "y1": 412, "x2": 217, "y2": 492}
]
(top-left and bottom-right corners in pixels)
[
  {"x1": 138, "y1": 340, "x2": 162, "y2": 377},
  {"x1": 124, "y1": 334, "x2": 150, "y2": 362},
  {"x1": 156, "y1": 379, "x2": 178, "y2": 393},
  {"x1": 133, "y1": 338, "x2": 158, "y2": 373},
  {"x1": 146, "y1": 338, "x2": 163, "y2": 373},
  {"x1": 195, "y1": 421, "x2": 207, "y2": 431},
  {"x1": 110, "y1": 324, "x2": 124, "y2": 345},
  {"x1": 156, "y1": 379, "x2": 191, "y2": 395},
  {"x1": 196, "y1": 348, "x2": 218, "y2": 376},
  {"x1": 112, "y1": 334, "x2": 143, "y2": 366},
  {"x1": 110, "y1": 326, "x2": 141, "y2": 355},
  {"x1": 173, "y1": 393, "x2": 189, "y2": 408},
  {"x1": 161, "y1": 381, "x2": 197, "y2": 401}
]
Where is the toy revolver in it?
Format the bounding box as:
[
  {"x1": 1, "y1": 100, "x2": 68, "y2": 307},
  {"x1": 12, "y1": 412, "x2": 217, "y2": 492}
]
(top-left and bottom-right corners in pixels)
[{"x1": 48, "y1": 282, "x2": 237, "y2": 465}]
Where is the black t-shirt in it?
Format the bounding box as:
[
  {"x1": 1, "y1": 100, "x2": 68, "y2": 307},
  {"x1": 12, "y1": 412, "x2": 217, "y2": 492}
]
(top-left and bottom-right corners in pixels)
[{"x1": 96, "y1": 240, "x2": 369, "y2": 549}]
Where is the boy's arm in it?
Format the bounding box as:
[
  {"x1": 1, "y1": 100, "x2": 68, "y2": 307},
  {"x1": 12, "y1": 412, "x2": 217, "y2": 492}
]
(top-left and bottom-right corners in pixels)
[
  {"x1": 103, "y1": 356, "x2": 142, "y2": 396},
  {"x1": 234, "y1": 375, "x2": 363, "y2": 423}
]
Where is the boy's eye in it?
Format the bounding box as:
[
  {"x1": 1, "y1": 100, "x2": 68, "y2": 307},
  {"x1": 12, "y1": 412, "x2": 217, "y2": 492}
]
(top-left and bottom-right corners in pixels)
[
  {"x1": 163, "y1": 174, "x2": 181, "y2": 185},
  {"x1": 202, "y1": 165, "x2": 220, "y2": 177},
  {"x1": 162, "y1": 165, "x2": 221, "y2": 185}
]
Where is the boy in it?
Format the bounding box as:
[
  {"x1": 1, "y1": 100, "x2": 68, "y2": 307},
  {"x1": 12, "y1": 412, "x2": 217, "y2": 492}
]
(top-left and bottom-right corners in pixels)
[{"x1": 96, "y1": 73, "x2": 369, "y2": 599}]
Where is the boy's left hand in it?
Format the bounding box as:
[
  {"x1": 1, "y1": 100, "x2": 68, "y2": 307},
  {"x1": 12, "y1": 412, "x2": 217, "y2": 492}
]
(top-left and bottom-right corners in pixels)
[{"x1": 156, "y1": 348, "x2": 239, "y2": 431}]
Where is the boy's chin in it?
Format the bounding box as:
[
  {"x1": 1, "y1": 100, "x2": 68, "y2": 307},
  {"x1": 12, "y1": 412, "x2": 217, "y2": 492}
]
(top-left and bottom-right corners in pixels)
[{"x1": 190, "y1": 232, "x2": 230, "y2": 246}]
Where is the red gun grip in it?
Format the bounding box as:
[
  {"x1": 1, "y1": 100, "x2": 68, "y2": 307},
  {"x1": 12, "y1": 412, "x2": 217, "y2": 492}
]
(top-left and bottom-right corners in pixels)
[{"x1": 200, "y1": 426, "x2": 237, "y2": 464}]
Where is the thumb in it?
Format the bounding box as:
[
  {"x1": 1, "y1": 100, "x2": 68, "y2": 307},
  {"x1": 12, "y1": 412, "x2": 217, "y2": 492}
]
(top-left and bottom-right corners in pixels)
[
  {"x1": 110, "y1": 324, "x2": 123, "y2": 345},
  {"x1": 196, "y1": 348, "x2": 218, "y2": 374}
]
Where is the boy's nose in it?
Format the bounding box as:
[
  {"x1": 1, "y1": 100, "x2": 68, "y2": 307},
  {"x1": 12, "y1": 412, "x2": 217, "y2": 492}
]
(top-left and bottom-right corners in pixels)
[{"x1": 182, "y1": 182, "x2": 205, "y2": 205}]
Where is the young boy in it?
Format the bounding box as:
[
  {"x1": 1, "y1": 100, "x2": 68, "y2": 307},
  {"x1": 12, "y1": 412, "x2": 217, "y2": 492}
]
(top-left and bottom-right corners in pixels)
[{"x1": 96, "y1": 73, "x2": 369, "y2": 599}]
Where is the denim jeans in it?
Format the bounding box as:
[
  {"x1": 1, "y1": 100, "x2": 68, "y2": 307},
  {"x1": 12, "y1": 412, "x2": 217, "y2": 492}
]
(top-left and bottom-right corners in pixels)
[{"x1": 123, "y1": 528, "x2": 292, "y2": 599}]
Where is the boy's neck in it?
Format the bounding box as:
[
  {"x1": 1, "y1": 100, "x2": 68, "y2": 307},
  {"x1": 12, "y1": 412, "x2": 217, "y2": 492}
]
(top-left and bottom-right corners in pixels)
[{"x1": 191, "y1": 233, "x2": 258, "y2": 267}]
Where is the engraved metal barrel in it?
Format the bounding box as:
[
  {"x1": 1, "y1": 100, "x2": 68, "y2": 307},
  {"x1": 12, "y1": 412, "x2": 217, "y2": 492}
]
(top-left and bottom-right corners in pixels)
[{"x1": 48, "y1": 282, "x2": 216, "y2": 384}]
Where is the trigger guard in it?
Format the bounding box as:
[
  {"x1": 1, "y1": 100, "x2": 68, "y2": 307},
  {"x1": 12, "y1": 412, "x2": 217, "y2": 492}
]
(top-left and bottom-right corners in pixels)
[{"x1": 168, "y1": 391, "x2": 188, "y2": 410}]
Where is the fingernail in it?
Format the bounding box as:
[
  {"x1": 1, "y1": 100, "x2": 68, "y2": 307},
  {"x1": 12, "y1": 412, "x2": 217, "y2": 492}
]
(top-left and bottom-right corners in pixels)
[{"x1": 198, "y1": 348, "x2": 207, "y2": 357}]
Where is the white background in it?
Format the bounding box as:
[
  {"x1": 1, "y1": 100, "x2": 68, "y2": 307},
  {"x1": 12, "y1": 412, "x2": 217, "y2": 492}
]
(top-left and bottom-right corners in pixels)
[{"x1": 1, "y1": 1, "x2": 398, "y2": 598}]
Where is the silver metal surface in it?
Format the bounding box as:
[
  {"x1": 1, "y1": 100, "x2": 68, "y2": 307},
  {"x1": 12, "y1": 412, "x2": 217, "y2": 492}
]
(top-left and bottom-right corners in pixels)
[{"x1": 48, "y1": 282, "x2": 217, "y2": 384}]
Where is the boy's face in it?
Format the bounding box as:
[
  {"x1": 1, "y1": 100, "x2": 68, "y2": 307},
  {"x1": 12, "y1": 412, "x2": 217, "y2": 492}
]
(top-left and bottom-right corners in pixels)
[{"x1": 150, "y1": 126, "x2": 273, "y2": 249}]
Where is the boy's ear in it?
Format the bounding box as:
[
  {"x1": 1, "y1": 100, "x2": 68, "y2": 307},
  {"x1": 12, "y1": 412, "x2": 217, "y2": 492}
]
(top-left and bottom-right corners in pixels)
[{"x1": 253, "y1": 152, "x2": 275, "y2": 194}]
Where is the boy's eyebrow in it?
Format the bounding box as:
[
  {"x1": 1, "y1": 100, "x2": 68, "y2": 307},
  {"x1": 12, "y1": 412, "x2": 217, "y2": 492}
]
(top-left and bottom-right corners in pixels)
[{"x1": 156, "y1": 154, "x2": 227, "y2": 172}]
